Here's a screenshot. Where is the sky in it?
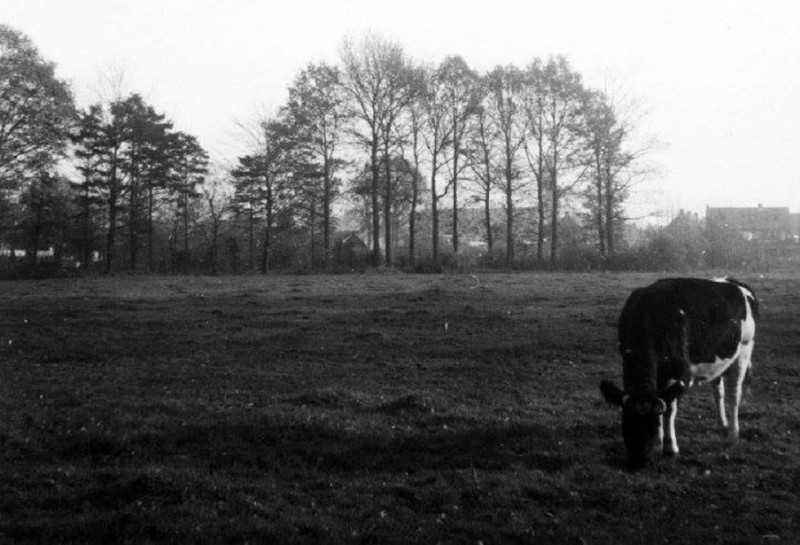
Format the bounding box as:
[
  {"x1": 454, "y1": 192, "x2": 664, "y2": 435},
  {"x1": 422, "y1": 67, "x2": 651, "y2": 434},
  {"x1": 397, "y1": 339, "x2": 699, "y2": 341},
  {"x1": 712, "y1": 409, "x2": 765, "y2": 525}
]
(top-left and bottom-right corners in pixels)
[{"x1": 4, "y1": 0, "x2": 800, "y2": 221}]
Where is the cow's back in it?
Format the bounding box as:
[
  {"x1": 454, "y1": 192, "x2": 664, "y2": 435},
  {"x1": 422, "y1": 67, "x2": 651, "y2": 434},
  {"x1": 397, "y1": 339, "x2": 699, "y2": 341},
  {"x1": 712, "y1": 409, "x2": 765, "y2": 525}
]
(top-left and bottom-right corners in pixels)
[{"x1": 617, "y1": 278, "x2": 753, "y2": 391}]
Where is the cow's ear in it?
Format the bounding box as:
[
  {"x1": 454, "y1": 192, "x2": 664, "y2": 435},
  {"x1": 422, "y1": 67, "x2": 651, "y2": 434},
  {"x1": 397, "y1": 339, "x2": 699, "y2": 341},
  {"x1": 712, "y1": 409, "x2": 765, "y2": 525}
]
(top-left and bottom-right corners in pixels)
[
  {"x1": 659, "y1": 381, "x2": 687, "y2": 404},
  {"x1": 600, "y1": 380, "x2": 625, "y2": 406}
]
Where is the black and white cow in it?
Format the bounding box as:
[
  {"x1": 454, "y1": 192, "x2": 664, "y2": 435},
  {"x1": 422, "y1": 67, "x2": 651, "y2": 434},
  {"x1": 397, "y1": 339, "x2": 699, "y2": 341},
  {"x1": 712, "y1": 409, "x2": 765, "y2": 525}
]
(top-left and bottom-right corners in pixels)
[{"x1": 600, "y1": 277, "x2": 758, "y2": 469}]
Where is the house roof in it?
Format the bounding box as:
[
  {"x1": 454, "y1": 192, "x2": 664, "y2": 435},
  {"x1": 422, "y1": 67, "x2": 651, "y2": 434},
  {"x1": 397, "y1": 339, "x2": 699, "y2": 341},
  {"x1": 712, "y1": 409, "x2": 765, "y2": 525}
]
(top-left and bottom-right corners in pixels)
[
  {"x1": 706, "y1": 206, "x2": 792, "y2": 232},
  {"x1": 338, "y1": 232, "x2": 367, "y2": 248}
]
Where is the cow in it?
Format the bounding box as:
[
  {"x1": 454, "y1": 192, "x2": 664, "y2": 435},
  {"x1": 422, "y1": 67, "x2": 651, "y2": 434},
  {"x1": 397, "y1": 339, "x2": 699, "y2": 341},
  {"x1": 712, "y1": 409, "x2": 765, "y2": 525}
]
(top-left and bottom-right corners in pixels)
[{"x1": 600, "y1": 277, "x2": 758, "y2": 469}]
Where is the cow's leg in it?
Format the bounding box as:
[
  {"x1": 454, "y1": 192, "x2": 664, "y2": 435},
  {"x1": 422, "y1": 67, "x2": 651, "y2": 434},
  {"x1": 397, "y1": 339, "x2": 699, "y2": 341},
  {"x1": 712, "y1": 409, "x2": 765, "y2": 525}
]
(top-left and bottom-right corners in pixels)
[
  {"x1": 663, "y1": 399, "x2": 679, "y2": 456},
  {"x1": 711, "y1": 376, "x2": 729, "y2": 431},
  {"x1": 729, "y1": 342, "x2": 754, "y2": 440},
  {"x1": 655, "y1": 414, "x2": 664, "y2": 452}
]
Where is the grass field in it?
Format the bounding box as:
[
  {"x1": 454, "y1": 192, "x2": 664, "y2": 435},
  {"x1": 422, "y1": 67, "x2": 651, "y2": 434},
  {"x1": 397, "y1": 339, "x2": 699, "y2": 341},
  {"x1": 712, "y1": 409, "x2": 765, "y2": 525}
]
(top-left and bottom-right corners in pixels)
[{"x1": 1, "y1": 271, "x2": 798, "y2": 544}]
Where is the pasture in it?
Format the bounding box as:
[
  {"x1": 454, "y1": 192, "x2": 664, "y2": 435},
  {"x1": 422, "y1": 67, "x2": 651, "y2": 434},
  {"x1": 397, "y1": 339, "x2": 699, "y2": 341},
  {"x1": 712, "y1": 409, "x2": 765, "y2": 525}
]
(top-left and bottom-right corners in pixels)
[{"x1": 1, "y1": 271, "x2": 798, "y2": 544}]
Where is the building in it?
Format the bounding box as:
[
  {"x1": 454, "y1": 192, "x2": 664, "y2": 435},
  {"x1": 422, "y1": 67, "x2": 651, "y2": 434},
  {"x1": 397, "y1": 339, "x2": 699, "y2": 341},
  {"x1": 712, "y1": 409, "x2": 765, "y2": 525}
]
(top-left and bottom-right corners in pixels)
[
  {"x1": 334, "y1": 232, "x2": 369, "y2": 268},
  {"x1": 706, "y1": 205, "x2": 798, "y2": 242}
]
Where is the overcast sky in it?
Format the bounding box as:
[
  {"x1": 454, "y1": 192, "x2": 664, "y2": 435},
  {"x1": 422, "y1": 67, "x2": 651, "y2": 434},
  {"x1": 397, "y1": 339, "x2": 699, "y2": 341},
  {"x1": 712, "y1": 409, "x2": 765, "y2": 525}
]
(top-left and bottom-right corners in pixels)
[{"x1": 4, "y1": 0, "x2": 800, "y2": 219}]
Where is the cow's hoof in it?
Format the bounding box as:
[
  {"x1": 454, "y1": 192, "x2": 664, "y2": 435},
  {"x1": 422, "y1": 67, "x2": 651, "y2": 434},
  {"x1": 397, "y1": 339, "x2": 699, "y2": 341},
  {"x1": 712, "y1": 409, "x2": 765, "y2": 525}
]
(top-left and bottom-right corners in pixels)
[
  {"x1": 663, "y1": 446, "x2": 679, "y2": 457},
  {"x1": 722, "y1": 428, "x2": 740, "y2": 441}
]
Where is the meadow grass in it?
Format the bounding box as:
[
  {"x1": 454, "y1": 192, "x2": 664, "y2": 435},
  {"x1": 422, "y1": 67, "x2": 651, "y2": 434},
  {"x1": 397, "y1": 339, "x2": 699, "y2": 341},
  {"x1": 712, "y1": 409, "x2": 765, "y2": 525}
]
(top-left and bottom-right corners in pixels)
[{"x1": 1, "y1": 271, "x2": 798, "y2": 543}]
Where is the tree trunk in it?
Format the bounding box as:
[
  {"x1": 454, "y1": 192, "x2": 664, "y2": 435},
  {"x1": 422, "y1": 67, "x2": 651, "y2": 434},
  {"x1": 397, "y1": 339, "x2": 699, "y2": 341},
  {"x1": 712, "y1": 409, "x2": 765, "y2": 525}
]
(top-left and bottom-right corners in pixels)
[
  {"x1": 128, "y1": 145, "x2": 139, "y2": 272},
  {"x1": 604, "y1": 160, "x2": 615, "y2": 255},
  {"x1": 107, "y1": 190, "x2": 117, "y2": 273},
  {"x1": 262, "y1": 182, "x2": 273, "y2": 274},
  {"x1": 535, "y1": 140, "x2": 546, "y2": 262},
  {"x1": 452, "y1": 148, "x2": 459, "y2": 254},
  {"x1": 147, "y1": 183, "x2": 154, "y2": 272},
  {"x1": 183, "y1": 181, "x2": 189, "y2": 255},
  {"x1": 407, "y1": 125, "x2": 422, "y2": 267},
  {"x1": 383, "y1": 148, "x2": 393, "y2": 267},
  {"x1": 431, "y1": 170, "x2": 440, "y2": 264},
  {"x1": 129, "y1": 189, "x2": 138, "y2": 271},
  {"x1": 106, "y1": 152, "x2": 118, "y2": 274},
  {"x1": 482, "y1": 150, "x2": 493, "y2": 251},
  {"x1": 504, "y1": 143, "x2": 515, "y2": 265},
  {"x1": 210, "y1": 218, "x2": 219, "y2": 274},
  {"x1": 505, "y1": 186, "x2": 514, "y2": 266},
  {"x1": 484, "y1": 188, "x2": 492, "y2": 251},
  {"x1": 451, "y1": 109, "x2": 462, "y2": 255},
  {"x1": 322, "y1": 156, "x2": 331, "y2": 267},
  {"x1": 310, "y1": 194, "x2": 317, "y2": 267},
  {"x1": 29, "y1": 189, "x2": 43, "y2": 269},
  {"x1": 408, "y1": 169, "x2": 418, "y2": 266},
  {"x1": 550, "y1": 167, "x2": 559, "y2": 264},
  {"x1": 83, "y1": 183, "x2": 91, "y2": 268},
  {"x1": 261, "y1": 221, "x2": 270, "y2": 274},
  {"x1": 248, "y1": 207, "x2": 255, "y2": 271},
  {"x1": 595, "y1": 152, "x2": 606, "y2": 257},
  {"x1": 370, "y1": 138, "x2": 381, "y2": 267}
]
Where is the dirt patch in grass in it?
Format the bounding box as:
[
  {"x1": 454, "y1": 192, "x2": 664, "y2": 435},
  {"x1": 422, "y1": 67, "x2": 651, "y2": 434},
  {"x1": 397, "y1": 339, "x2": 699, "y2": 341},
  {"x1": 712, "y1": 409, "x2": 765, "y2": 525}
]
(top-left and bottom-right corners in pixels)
[{"x1": 1, "y1": 271, "x2": 798, "y2": 543}]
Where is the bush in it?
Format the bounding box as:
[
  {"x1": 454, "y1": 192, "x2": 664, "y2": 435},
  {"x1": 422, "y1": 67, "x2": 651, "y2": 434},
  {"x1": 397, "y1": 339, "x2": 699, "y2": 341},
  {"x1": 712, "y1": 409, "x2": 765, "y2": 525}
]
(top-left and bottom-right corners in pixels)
[
  {"x1": 603, "y1": 250, "x2": 644, "y2": 271},
  {"x1": 0, "y1": 260, "x2": 82, "y2": 280},
  {"x1": 407, "y1": 253, "x2": 460, "y2": 273},
  {"x1": 640, "y1": 234, "x2": 689, "y2": 271},
  {"x1": 474, "y1": 249, "x2": 517, "y2": 270},
  {"x1": 556, "y1": 245, "x2": 593, "y2": 271}
]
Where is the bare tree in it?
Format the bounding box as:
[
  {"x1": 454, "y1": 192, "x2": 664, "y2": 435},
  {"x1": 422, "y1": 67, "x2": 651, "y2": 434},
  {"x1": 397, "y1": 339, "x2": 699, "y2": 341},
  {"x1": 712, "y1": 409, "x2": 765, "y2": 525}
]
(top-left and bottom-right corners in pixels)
[
  {"x1": 420, "y1": 65, "x2": 455, "y2": 264},
  {"x1": 580, "y1": 88, "x2": 656, "y2": 256},
  {"x1": 377, "y1": 57, "x2": 417, "y2": 267},
  {"x1": 284, "y1": 62, "x2": 346, "y2": 267},
  {"x1": 486, "y1": 65, "x2": 528, "y2": 264},
  {"x1": 397, "y1": 69, "x2": 427, "y2": 265},
  {"x1": 540, "y1": 57, "x2": 587, "y2": 263},
  {"x1": 467, "y1": 85, "x2": 499, "y2": 253},
  {"x1": 340, "y1": 33, "x2": 413, "y2": 267},
  {"x1": 523, "y1": 59, "x2": 549, "y2": 261},
  {"x1": 439, "y1": 56, "x2": 480, "y2": 254},
  {"x1": 197, "y1": 164, "x2": 232, "y2": 273}
]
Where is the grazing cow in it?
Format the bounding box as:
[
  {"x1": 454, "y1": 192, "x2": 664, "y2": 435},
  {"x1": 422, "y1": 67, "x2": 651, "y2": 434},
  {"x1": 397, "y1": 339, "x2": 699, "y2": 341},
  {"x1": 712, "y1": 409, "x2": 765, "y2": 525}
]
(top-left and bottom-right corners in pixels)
[{"x1": 600, "y1": 277, "x2": 758, "y2": 469}]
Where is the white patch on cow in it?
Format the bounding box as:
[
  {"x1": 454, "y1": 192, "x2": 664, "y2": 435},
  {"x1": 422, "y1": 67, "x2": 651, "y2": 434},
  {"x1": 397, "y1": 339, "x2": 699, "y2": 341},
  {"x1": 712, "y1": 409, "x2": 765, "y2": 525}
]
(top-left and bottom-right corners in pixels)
[
  {"x1": 689, "y1": 283, "x2": 755, "y2": 383},
  {"x1": 664, "y1": 399, "x2": 679, "y2": 455},
  {"x1": 690, "y1": 350, "x2": 741, "y2": 383},
  {"x1": 709, "y1": 278, "x2": 756, "y2": 340},
  {"x1": 735, "y1": 282, "x2": 755, "y2": 300},
  {"x1": 740, "y1": 289, "x2": 756, "y2": 344}
]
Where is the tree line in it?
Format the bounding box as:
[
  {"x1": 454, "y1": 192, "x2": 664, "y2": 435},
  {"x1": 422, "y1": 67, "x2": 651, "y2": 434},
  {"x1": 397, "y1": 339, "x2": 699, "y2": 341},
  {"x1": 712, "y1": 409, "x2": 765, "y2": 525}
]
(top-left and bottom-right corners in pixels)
[{"x1": 2, "y1": 25, "x2": 657, "y2": 274}]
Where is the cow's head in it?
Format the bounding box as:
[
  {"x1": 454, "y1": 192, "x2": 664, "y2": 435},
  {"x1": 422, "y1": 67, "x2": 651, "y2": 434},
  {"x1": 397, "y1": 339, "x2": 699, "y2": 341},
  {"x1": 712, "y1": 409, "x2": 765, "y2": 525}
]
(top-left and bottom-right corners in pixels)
[{"x1": 600, "y1": 380, "x2": 686, "y2": 469}]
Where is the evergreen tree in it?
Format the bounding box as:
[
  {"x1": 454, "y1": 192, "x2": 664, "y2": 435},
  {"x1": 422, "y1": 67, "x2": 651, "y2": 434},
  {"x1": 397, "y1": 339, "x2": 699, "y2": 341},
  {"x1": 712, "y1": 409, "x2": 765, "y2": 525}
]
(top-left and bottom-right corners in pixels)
[
  {"x1": 284, "y1": 63, "x2": 346, "y2": 267},
  {"x1": 231, "y1": 119, "x2": 291, "y2": 273},
  {"x1": 167, "y1": 131, "x2": 208, "y2": 268}
]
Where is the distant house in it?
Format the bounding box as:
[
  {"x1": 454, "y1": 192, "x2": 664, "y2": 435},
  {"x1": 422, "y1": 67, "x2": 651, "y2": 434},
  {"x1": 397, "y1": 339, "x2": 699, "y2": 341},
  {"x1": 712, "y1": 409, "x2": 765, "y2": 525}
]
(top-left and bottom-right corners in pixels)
[
  {"x1": 706, "y1": 205, "x2": 797, "y2": 242},
  {"x1": 414, "y1": 206, "x2": 539, "y2": 254},
  {"x1": 0, "y1": 243, "x2": 20, "y2": 258},
  {"x1": 334, "y1": 233, "x2": 369, "y2": 268},
  {"x1": 0, "y1": 244, "x2": 55, "y2": 259}
]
